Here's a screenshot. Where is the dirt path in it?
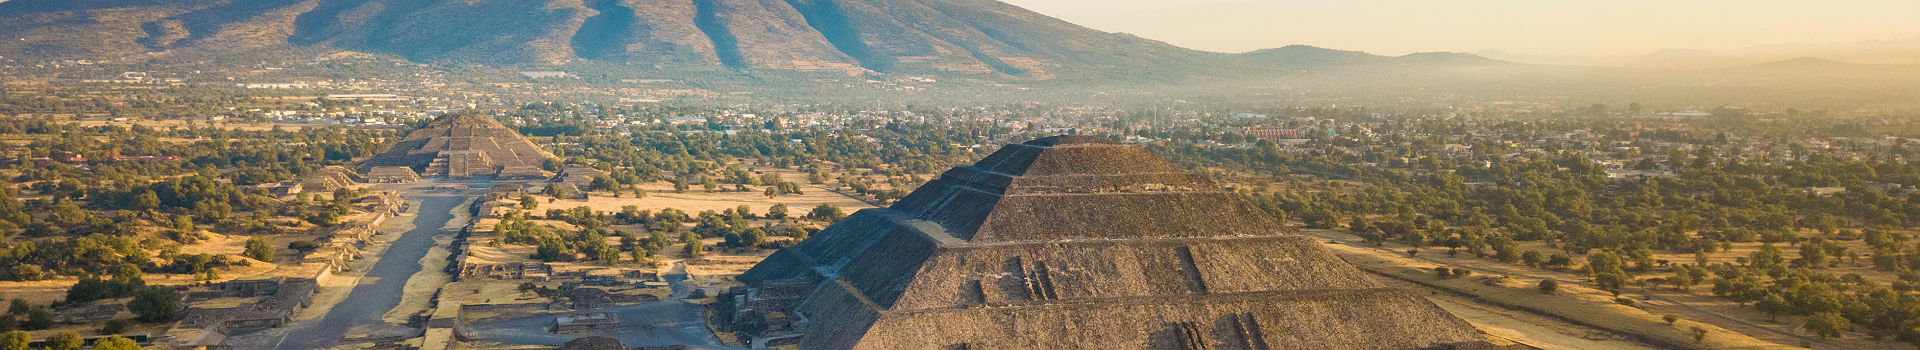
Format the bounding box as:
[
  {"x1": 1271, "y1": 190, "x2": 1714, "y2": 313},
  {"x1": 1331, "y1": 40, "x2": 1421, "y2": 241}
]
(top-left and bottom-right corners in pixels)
[
  {"x1": 1418, "y1": 287, "x2": 1658, "y2": 350},
  {"x1": 1301, "y1": 229, "x2": 1793, "y2": 349}
]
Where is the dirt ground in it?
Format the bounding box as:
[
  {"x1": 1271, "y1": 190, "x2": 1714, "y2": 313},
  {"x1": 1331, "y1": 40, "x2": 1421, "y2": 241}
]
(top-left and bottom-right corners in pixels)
[
  {"x1": 66, "y1": 118, "x2": 332, "y2": 131},
  {"x1": 1388, "y1": 278, "x2": 1659, "y2": 350},
  {"x1": 1303, "y1": 228, "x2": 1802, "y2": 349},
  {"x1": 537, "y1": 168, "x2": 878, "y2": 216}
]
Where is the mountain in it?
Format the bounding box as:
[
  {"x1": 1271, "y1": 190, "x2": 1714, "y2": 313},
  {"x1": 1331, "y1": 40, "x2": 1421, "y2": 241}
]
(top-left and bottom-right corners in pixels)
[
  {"x1": 1239, "y1": 45, "x2": 1508, "y2": 68},
  {"x1": 0, "y1": 0, "x2": 1226, "y2": 80}
]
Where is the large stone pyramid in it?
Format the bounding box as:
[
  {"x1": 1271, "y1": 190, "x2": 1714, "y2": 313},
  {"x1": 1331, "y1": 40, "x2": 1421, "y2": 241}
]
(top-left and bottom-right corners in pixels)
[
  {"x1": 359, "y1": 114, "x2": 551, "y2": 177},
  {"x1": 739, "y1": 136, "x2": 1491, "y2": 349}
]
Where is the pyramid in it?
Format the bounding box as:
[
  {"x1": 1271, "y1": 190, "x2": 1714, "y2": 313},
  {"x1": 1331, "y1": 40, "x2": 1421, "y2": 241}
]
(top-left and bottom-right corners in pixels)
[
  {"x1": 359, "y1": 114, "x2": 552, "y2": 177},
  {"x1": 739, "y1": 135, "x2": 1492, "y2": 349}
]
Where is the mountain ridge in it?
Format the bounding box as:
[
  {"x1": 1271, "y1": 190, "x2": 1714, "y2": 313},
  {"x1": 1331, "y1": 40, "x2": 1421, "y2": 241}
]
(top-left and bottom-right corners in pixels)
[{"x1": 0, "y1": 0, "x2": 1503, "y2": 82}]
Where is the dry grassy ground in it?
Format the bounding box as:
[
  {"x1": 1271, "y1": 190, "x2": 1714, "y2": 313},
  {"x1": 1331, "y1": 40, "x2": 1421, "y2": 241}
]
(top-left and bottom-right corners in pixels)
[
  {"x1": 1300, "y1": 226, "x2": 1920, "y2": 350},
  {"x1": 536, "y1": 167, "x2": 878, "y2": 216}
]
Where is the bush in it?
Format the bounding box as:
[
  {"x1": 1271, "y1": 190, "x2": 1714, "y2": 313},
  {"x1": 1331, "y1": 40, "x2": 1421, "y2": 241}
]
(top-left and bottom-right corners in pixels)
[
  {"x1": 286, "y1": 240, "x2": 321, "y2": 253},
  {"x1": 1663, "y1": 315, "x2": 1679, "y2": 325},
  {"x1": 1, "y1": 330, "x2": 26, "y2": 350},
  {"x1": 21, "y1": 308, "x2": 50, "y2": 330},
  {"x1": 46, "y1": 331, "x2": 81, "y2": 350},
  {"x1": 92, "y1": 336, "x2": 140, "y2": 350},
  {"x1": 243, "y1": 236, "x2": 275, "y2": 262},
  {"x1": 1537, "y1": 279, "x2": 1559, "y2": 294},
  {"x1": 1614, "y1": 296, "x2": 1638, "y2": 306},
  {"x1": 1433, "y1": 267, "x2": 1452, "y2": 278},
  {"x1": 128, "y1": 286, "x2": 181, "y2": 323},
  {"x1": 100, "y1": 319, "x2": 132, "y2": 334}
]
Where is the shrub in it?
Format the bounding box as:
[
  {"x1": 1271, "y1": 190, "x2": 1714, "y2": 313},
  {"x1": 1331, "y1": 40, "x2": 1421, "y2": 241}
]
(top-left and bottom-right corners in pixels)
[{"x1": 1537, "y1": 279, "x2": 1559, "y2": 294}]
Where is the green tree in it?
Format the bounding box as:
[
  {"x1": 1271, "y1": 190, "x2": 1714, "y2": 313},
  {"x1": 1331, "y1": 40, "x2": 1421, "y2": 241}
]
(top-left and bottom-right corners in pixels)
[
  {"x1": 1804, "y1": 311, "x2": 1848, "y2": 339},
  {"x1": 684, "y1": 238, "x2": 707, "y2": 258},
  {"x1": 0, "y1": 331, "x2": 25, "y2": 350},
  {"x1": 767, "y1": 203, "x2": 788, "y2": 219},
  {"x1": 46, "y1": 331, "x2": 81, "y2": 350},
  {"x1": 520, "y1": 195, "x2": 539, "y2": 210},
  {"x1": 742, "y1": 228, "x2": 768, "y2": 250},
  {"x1": 1588, "y1": 251, "x2": 1629, "y2": 292},
  {"x1": 243, "y1": 236, "x2": 275, "y2": 262},
  {"x1": 91, "y1": 336, "x2": 140, "y2": 350},
  {"x1": 1538, "y1": 279, "x2": 1559, "y2": 294},
  {"x1": 808, "y1": 204, "x2": 845, "y2": 222},
  {"x1": 22, "y1": 308, "x2": 50, "y2": 330},
  {"x1": 1799, "y1": 243, "x2": 1829, "y2": 268},
  {"x1": 1755, "y1": 294, "x2": 1790, "y2": 321},
  {"x1": 129, "y1": 286, "x2": 181, "y2": 322}
]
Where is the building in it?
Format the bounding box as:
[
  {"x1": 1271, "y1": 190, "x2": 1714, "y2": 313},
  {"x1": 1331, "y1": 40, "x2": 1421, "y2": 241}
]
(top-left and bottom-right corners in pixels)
[
  {"x1": 359, "y1": 113, "x2": 553, "y2": 178},
  {"x1": 364, "y1": 166, "x2": 421, "y2": 183},
  {"x1": 738, "y1": 136, "x2": 1491, "y2": 349},
  {"x1": 495, "y1": 165, "x2": 547, "y2": 180},
  {"x1": 1244, "y1": 128, "x2": 1306, "y2": 141}
]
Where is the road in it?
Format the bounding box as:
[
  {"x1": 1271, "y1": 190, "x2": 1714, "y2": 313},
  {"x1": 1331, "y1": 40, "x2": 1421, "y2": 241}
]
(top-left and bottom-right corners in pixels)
[
  {"x1": 465, "y1": 261, "x2": 742, "y2": 349},
  {"x1": 268, "y1": 194, "x2": 472, "y2": 350}
]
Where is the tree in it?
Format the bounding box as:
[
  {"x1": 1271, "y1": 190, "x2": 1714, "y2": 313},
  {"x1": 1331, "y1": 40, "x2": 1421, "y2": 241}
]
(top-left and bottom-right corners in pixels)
[
  {"x1": 1588, "y1": 251, "x2": 1629, "y2": 292},
  {"x1": 47, "y1": 331, "x2": 81, "y2": 350},
  {"x1": 1521, "y1": 250, "x2": 1546, "y2": 267},
  {"x1": 91, "y1": 336, "x2": 140, "y2": 350},
  {"x1": 742, "y1": 228, "x2": 768, "y2": 250},
  {"x1": 764, "y1": 186, "x2": 778, "y2": 199},
  {"x1": 22, "y1": 308, "x2": 50, "y2": 330},
  {"x1": 243, "y1": 236, "x2": 275, "y2": 262},
  {"x1": 1755, "y1": 294, "x2": 1790, "y2": 321},
  {"x1": 683, "y1": 238, "x2": 707, "y2": 258},
  {"x1": 1751, "y1": 243, "x2": 1784, "y2": 269},
  {"x1": 1804, "y1": 311, "x2": 1848, "y2": 339},
  {"x1": 0, "y1": 331, "x2": 25, "y2": 350},
  {"x1": 128, "y1": 286, "x2": 181, "y2": 322},
  {"x1": 767, "y1": 203, "x2": 788, "y2": 219},
  {"x1": 808, "y1": 204, "x2": 845, "y2": 222},
  {"x1": 1538, "y1": 279, "x2": 1559, "y2": 294},
  {"x1": 1799, "y1": 243, "x2": 1829, "y2": 268},
  {"x1": 520, "y1": 195, "x2": 539, "y2": 210}
]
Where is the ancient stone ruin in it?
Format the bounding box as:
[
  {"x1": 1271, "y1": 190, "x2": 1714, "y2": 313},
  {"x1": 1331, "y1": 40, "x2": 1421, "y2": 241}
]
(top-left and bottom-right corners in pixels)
[
  {"x1": 359, "y1": 113, "x2": 551, "y2": 178},
  {"x1": 738, "y1": 135, "x2": 1493, "y2": 349}
]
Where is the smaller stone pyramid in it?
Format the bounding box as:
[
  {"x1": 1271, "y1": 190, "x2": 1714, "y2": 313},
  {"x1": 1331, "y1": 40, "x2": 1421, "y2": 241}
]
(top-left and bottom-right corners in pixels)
[
  {"x1": 359, "y1": 114, "x2": 552, "y2": 177},
  {"x1": 738, "y1": 135, "x2": 1493, "y2": 349}
]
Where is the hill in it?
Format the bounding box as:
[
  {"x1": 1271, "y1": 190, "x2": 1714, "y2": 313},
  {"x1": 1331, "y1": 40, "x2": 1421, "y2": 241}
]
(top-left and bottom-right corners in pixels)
[{"x1": 0, "y1": 0, "x2": 1229, "y2": 80}]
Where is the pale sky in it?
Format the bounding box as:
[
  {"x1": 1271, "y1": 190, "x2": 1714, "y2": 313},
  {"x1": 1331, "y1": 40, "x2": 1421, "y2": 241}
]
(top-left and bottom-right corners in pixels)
[{"x1": 999, "y1": 0, "x2": 1920, "y2": 56}]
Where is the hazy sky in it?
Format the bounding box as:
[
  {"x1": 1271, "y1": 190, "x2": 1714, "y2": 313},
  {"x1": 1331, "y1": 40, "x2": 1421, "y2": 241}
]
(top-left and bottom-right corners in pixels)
[{"x1": 999, "y1": 0, "x2": 1920, "y2": 56}]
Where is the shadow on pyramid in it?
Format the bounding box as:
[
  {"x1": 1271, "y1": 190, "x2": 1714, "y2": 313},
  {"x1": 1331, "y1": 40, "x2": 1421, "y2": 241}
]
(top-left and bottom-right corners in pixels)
[{"x1": 738, "y1": 136, "x2": 1498, "y2": 349}]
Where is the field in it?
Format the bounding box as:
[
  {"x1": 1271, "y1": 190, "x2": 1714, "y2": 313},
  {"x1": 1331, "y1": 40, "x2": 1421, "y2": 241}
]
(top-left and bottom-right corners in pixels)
[
  {"x1": 1301, "y1": 226, "x2": 1906, "y2": 350},
  {"x1": 538, "y1": 166, "x2": 879, "y2": 216}
]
